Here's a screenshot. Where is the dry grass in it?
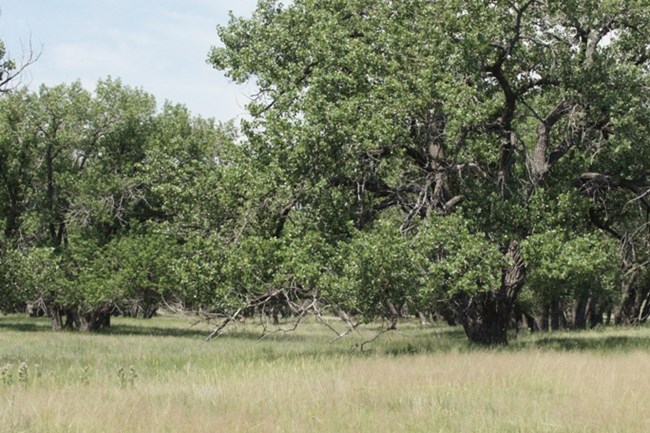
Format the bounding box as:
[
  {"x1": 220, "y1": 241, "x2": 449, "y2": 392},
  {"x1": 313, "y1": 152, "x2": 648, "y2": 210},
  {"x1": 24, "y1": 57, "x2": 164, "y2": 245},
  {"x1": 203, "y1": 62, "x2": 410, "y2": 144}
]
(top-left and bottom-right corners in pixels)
[{"x1": 1, "y1": 315, "x2": 650, "y2": 433}]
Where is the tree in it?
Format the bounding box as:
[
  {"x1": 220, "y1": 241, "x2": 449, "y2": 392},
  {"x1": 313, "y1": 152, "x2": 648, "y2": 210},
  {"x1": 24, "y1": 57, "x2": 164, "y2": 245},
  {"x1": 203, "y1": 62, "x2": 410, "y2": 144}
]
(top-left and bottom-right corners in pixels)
[
  {"x1": 0, "y1": 34, "x2": 38, "y2": 314},
  {"x1": 0, "y1": 36, "x2": 38, "y2": 94},
  {"x1": 0, "y1": 75, "x2": 252, "y2": 330},
  {"x1": 210, "y1": 0, "x2": 650, "y2": 344},
  {"x1": 0, "y1": 79, "x2": 166, "y2": 329},
  {"x1": 522, "y1": 231, "x2": 620, "y2": 330}
]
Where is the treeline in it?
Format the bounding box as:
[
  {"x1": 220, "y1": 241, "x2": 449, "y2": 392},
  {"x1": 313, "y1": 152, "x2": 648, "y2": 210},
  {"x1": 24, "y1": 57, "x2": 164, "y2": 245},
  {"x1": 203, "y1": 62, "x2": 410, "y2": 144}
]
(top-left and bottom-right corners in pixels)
[
  {"x1": 0, "y1": 79, "x2": 235, "y2": 328},
  {"x1": 1, "y1": 0, "x2": 649, "y2": 345}
]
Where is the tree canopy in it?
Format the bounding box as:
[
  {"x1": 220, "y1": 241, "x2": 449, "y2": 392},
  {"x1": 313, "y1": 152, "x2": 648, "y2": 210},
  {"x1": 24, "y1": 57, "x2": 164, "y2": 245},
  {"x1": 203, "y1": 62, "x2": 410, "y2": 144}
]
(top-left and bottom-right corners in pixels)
[
  {"x1": 208, "y1": 0, "x2": 649, "y2": 344},
  {"x1": 1, "y1": 1, "x2": 649, "y2": 345}
]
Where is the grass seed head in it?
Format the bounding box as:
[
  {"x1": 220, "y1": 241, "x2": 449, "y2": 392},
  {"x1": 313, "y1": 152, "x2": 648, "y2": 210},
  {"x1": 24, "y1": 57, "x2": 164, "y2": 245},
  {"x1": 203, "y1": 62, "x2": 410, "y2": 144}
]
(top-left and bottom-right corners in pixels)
[
  {"x1": 18, "y1": 362, "x2": 28, "y2": 384},
  {"x1": 1, "y1": 363, "x2": 13, "y2": 386}
]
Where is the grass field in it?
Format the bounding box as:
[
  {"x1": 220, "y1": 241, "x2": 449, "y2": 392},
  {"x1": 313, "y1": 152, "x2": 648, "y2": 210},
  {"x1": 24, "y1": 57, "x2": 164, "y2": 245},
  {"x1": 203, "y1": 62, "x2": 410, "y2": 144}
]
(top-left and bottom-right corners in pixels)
[{"x1": 1, "y1": 314, "x2": 650, "y2": 433}]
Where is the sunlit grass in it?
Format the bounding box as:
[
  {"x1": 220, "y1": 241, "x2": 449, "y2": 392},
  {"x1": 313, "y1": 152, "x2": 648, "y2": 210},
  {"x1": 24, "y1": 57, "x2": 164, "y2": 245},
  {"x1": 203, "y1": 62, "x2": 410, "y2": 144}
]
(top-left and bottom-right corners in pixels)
[{"x1": 1, "y1": 314, "x2": 650, "y2": 432}]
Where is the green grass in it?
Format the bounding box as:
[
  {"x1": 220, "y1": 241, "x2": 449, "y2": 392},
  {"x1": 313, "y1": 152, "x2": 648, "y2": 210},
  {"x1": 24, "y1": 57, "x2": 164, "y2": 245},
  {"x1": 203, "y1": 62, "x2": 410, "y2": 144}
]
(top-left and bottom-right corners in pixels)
[{"x1": 2, "y1": 314, "x2": 650, "y2": 432}]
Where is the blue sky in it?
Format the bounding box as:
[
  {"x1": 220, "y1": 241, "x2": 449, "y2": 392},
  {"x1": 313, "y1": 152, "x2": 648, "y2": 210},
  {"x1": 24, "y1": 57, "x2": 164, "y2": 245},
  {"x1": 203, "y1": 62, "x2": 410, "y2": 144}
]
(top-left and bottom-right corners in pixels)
[{"x1": 1, "y1": 0, "x2": 259, "y2": 121}]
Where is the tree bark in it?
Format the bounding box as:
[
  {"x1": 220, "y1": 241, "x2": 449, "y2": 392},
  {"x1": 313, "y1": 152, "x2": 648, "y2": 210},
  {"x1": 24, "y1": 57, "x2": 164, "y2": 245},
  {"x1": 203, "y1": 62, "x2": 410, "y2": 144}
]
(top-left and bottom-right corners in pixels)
[
  {"x1": 385, "y1": 300, "x2": 399, "y2": 330},
  {"x1": 51, "y1": 308, "x2": 63, "y2": 331},
  {"x1": 456, "y1": 240, "x2": 526, "y2": 345},
  {"x1": 79, "y1": 309, "x2": 112, "y2": 332},
  {"x1": 550, "y1": 300, "x2": 562, "y2": 331},
  {"x1": 460, "y1": 293, "x2": 510, "y2": 345},
  {"x1": 573, "y1": 296, "x2": 588, "y2": 329}
]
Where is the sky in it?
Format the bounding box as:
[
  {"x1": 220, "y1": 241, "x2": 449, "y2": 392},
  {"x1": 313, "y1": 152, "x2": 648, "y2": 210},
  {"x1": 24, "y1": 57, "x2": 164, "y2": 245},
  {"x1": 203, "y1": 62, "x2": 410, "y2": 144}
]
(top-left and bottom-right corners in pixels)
[{"x1": 0, "y1": 0, "x2": 260, "y2": 122}]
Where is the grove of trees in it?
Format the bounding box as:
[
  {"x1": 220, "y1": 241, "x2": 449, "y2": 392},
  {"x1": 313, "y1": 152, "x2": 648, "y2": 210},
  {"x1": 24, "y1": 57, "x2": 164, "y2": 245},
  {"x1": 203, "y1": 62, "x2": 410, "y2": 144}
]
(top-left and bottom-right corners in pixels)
[{"x1": 1, "y1": 0, "x2": 649, "y2": 345}]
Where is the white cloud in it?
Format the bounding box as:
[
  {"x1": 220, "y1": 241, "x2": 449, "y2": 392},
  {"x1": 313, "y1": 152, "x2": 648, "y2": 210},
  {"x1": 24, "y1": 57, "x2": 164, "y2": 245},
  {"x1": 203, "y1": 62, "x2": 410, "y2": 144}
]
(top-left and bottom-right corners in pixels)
[
  {"x1": 2, "y1": 0, "x2": 262, "y2": 121},
  {"x1": 50, "y1": 42, "x2": 129, "y2": 74}
]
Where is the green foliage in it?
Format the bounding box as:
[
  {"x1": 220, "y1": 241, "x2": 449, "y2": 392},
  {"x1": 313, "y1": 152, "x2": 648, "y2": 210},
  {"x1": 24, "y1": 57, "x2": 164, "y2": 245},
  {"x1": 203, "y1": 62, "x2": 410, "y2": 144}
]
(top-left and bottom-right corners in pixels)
[
  {"x1": 1, "y1": 1, "x2": 649, "y2": 343},
  {"x1": 329, "y1": 222, "x2": 424, "y2": 317},
  {"x1": 522, "y1": 231, "x2": 621, "y2": 307},
  {"x1": 209, "y1": 0, "x2": 649, "y2": 342},
  {"x1": 0, "y1": 247, "x2": 65, "y2": 311},
  {"x1": 415, "y1": 216, "x2": 505, "y2": 302},
  {"x1": 0, "y1": 78, "x2": 235, "y2": 320}
]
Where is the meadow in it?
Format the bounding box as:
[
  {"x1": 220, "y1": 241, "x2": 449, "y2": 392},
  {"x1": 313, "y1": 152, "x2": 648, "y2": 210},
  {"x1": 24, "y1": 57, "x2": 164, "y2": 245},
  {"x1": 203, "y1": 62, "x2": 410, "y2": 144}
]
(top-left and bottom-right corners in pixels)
[{"x1": 1, "y1": 314, "x2": 650, "y2": 433}]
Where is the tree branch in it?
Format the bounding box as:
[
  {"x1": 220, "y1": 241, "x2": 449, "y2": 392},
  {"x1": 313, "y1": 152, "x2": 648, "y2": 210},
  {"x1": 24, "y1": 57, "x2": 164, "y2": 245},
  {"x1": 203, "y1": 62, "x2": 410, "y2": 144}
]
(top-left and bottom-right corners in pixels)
[{"x1": 529, "y1": 100, "x2": 574, "y2": 185}]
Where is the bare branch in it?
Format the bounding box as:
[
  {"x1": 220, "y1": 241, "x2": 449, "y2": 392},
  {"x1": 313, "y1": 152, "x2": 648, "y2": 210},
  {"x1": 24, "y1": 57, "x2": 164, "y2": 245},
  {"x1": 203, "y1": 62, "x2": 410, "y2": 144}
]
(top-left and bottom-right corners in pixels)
[
  {"x1": 0, "y1": 37, "x2": 41, "y2": 93},
  {"x1": 206, "y1": 307, "x2": 243, "y2": 340}
]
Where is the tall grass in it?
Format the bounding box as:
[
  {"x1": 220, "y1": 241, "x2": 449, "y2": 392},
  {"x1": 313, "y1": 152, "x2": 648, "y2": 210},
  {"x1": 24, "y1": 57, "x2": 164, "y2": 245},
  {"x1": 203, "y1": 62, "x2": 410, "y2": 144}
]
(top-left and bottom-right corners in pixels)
[{"x1": 1, "y1": 315, "x2": 650, "y2": 432}]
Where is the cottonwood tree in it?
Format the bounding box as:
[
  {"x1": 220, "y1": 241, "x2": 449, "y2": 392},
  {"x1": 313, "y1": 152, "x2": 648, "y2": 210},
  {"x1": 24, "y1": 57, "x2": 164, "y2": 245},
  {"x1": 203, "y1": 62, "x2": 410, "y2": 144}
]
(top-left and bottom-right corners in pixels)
[
  {"x1": 0, "y1": 79, "x2": 164, "y2": 329},
  {"x1": 210, "y1": 0, "x2": 649, "y2": 344},
  {"x1": 0, "y1": 76, "x2": 243, "y2": 329},
  {"x1": 522, "y1": 231, "x2": 620, "y2": 330}
]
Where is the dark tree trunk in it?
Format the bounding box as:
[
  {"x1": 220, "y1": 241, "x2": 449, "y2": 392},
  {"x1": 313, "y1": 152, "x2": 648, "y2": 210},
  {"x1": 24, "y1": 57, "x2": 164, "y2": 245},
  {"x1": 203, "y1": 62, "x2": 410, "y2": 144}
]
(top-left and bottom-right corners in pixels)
[
  {"x1": 550, "y1": 300, "x2": 562, "y2": 331},
  {"x1": 616, "y1": 279, "x2": 650, "y2": 325},
  {"x1": 589, "y1": 302, "x2": 604, "y2": 328},
  {"x1": 436, "y1": 306, "x2": 457, "y2": 326},
  {"x1": 456, "y1": 240, "x2": 526, "y2": 346},
  {"x1": 615, "y1": 277, "x2": 636, "y2": 325},
  {"x1": 537, "y1": 304, "x2": 550, "y2": 332},
  {"x1": 460, "y1": 294, "x2": 510, "y2": 345},
  {"x1": 65, "y1": 309, "x2": 81, "y2": 330},
  {"x1": 100, "y1": 311, "x2": 111, "y2": 328},
  {"x1": 49, "y1": 306, "x2": 112, "y2": 332},
  {"x1": 523, "y1": 312, "x2": 540, "y2": 332},
  {"x1": 573, "y1": 296, "x2": 588, "y2": 329},
  {"x1": 79, "y1": 309, "x2": 112, "y2": 332}
]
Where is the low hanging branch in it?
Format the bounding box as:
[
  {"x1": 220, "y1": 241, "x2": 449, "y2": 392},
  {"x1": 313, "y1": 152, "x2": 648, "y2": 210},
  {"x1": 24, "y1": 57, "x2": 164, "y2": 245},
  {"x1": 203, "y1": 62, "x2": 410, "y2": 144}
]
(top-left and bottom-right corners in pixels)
[{"x1": 206, "y1": 307, "x2": 243, "y2": 341}]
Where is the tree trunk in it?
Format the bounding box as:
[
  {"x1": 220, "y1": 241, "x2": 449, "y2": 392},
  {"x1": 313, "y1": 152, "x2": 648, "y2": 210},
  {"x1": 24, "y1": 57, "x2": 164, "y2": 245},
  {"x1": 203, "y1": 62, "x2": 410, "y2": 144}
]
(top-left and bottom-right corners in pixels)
[
  {"x1": 79, "y1": 309, "x2": 112, "y2": 332},
  {"x1": 550, "y1": 300, "x2": 562, "y2": 331},
  {"x1": 100, "y1": 311, "x2": 111, "y2": 328},
  {"x1": 51, "y1": 308, "x2": 63, "y2": 331},
  {"x1": 272, "y1": 306, "x2": 280, "y2": 325},
  {"x1": 614, "y1": 268, "x2": 649, "y2": 325},
  {"x1": 589, "y1": 300, "x2": 604, "y2": 328},
  {"x1": 385, "y1": 300, "x2": 399, "y2": 330},
  {"x1": 460, "y1": 294, "x2": 510, "y2": 345},
  {"x1": 523, "y1": 312, "x2": 540, "y2": 332},
  {"x1": 49, "y1": 307, "x2": 112, "y2": 332},
  {"x1": 65, "y1": 309, "x2": 81, "y2": 330},
  {"x1": 573, "y1": 296, "x2": 588, "y2": 329},
  {"x1": 537, "y1": 304, "x2": 550, "y2": 332},
  {"x1": 439, "y1": 308, "x2": 457, "y2": 326},
  {"x1": 456, "y1": 240, "x2": 525, "y2": 345}
]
